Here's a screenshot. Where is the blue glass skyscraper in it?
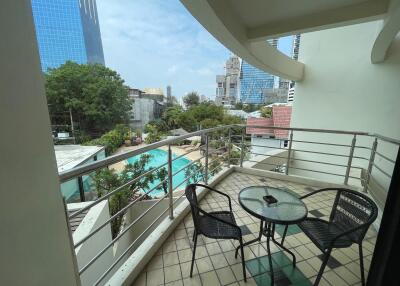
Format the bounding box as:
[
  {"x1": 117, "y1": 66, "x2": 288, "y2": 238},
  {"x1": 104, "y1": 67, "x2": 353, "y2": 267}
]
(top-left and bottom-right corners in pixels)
[
  {"x1": 240, "y1": 36, "x2": 294, "y2": 104},
  {"x1": 240, "y1": 62, "x2": 275, "y2": 104},
  {"x1": 31, "y1": 0, "x2": 105, "y2": 72}
]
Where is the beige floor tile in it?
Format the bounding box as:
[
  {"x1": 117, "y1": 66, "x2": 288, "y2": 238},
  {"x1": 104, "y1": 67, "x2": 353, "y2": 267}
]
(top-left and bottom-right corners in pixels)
[
  {"x1": 206, "y1": 241, "x2": 223, "y2": 255},
  {"x1": 165, "y1": 264, "x2": 183, "y2": 284},
  {"x1": 180, "y1": 261, "x2": 198, "y2": 278},
  {"x1": 216, "y1": 266, "x2": 237, "y2": 285},
  {"x1": 166, "y1": 279, "x2": 184, "y2": 286},
  {"x1": 147, "y1": 268, "x2": 164, "y2": 286},
  {"x1": 164, "y1": 252, "x2": 179, "y2": 267},
  {"x1": 177, "y1": 247, "x2": 193, "y2": 263},
  {"x1": 147, "y1": 254, "x2": 163, "y2": 271},
  {"x1": 200, "y1": 271, "x2": 220, "y2": 285},
  {"x1": 196, "y1": 256, "x2": 214, "y2": 273},
  {"x1": 324, "y1": 270, "x2": 348, "y2": 286},
  {"x1": 183, "y1": 276, "x2": 202, "y2": 286},
  {"x1": 210, "y1": 253, "x2": 229, "y2": 269},
  {"x1": 334, "y1": 265, "x2": 360, "y2": 285}
]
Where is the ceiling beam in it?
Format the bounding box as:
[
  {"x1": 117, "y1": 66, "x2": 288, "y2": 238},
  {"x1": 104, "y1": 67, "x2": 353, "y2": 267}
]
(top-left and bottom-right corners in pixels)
[
  {"x1": 247, "y1": 0, "x2": 389, "y2": 41},
  {"x1": 180, "y1": 0, "x2": 304, "y2": 81},
  {"x1": 371, "y1": 0, "x2": 400, "y2": 63}
]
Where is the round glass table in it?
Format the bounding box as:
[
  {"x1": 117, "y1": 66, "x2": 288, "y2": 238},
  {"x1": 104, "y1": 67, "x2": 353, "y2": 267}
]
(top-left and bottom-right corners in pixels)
[{"x1": 237, "y1": 186, "x2": 308, "y2": 285}]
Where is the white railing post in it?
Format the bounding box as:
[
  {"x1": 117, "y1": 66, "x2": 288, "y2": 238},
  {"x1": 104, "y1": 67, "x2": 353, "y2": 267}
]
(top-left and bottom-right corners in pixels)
[
  {"x1": 240, "y1": 127, "x2": 245, "y2": 167},
  {"x1": 168, "y1": 145, "x2": 174, "y2": 219},
  {"x1": 227, "y1": 127, "x2": 232, "y2": 167},
  {"x1": 204, "y1": 135, "x2": 209, "y2": 184},
  {"x1": 286, "y1": 130, "x2": 293, "y2": 175},
  {"x1": 364, "y1": 137, "x2": 378, "y2": 193},
  {"x1": 344, "y1": 135, "x2": 356, "y2": 185}
]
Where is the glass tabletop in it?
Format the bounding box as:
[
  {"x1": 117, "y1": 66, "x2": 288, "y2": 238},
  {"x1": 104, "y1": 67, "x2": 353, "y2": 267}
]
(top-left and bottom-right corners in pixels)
[{"x1": 238, "y1": 186, "x2": 308, "y2": 224}]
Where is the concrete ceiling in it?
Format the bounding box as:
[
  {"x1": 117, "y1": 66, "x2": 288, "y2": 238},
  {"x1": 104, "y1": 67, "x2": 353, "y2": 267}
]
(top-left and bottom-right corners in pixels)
[{"x1": 181, "y1": 0, "x2": 396, "y2": 81}]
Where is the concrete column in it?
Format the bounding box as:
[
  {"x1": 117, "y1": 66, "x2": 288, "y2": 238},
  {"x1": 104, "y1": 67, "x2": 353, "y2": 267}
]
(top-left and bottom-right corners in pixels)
[{"x1": 0, "y1": 1, "x2": 80, "y2": 285}]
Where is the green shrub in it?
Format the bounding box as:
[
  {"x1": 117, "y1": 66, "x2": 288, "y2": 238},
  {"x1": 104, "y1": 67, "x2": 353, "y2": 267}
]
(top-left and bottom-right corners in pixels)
[{"x1": 84, "y1": 124, "x2": 130, "y2": 154}]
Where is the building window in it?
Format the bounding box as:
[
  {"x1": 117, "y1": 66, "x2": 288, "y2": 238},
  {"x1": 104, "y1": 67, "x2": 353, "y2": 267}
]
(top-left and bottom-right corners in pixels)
[{"x1": 283, "y1": 140, "x2": 288, "y2": 147}]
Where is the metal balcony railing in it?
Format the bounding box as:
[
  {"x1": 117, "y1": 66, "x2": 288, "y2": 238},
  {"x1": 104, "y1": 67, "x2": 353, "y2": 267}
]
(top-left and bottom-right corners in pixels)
[{"x1": 59, "y1": 124, "x2": 400, "y2": 285}]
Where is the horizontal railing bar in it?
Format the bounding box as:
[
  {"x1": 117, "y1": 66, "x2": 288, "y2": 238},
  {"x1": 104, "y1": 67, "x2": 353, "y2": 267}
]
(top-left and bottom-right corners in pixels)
[
  {"x1": 69, "y1": 162, "x2": 168, "y2": 219},
  {"x1": 354, "y1": 145, "x2": 372, "y2": 150},
  {"x1": 374, "y1": 134, "x2": 400, "y2": 145},
  {"x1": 292, "y1": 148, "x2": 350, "y2": 158},
  {"x1": 291, "y1": 139, "x2": 351, "y2": 147},
  {"x1": 243, "y1": 125, "x2": 370, "y2": 136},
  {"x1": 94, "y1": 176, "x2": 205, "y2": 286},
  {"x1": 247, "y1": 160, "x2": 282, "y2": 167},
  {"x1": 93, "y1": 200, "x2": 170, "y2": 285},
  {"x1": 372, "y1": 163, "x2": 393, "y2": 179},
  {"x1": 249, "y1": 144, "x2": 286, "y2": 150},
  {"x1": 289, "y1": 166, "x2": 345, "y2": 177},
  {"x1": 79, "y1": 191, "x2": 169, "y2": 275},
  {"x1": 172, "y1": 156, "x2": 205, "y2": 177},
  {"x1": 375, "y1": 151, "x2": 396, "y2": 164},
  {"x1": 250, "y1": 152, "x2": 350, "y2": 168},
  {"x1": 60, "y1": 125, "x2": 237, "y2": 182},
  {"x1": 353, "y1": 155, "x2": 370, "y2": 161},
  {"x1": 171, "y1": 147, "x2": 201, "y2": 161},
  {"x1": 74, "y1": 177, "x2": 169, "y2": 248},
  {"x1": 60, "y1": 125, "x2": 399, "y2": 183}
]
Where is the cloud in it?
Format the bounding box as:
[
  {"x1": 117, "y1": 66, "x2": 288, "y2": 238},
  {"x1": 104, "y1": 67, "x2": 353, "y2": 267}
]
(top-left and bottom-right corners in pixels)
[{"x1": 96, "y1": 0, "x2": 230, "y2": 98}]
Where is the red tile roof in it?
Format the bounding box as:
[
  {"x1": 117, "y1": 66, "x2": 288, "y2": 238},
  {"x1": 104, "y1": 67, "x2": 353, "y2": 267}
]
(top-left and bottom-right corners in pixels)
[{"x1": 246, "y1": 106, "x2": 292, "y2": 139}]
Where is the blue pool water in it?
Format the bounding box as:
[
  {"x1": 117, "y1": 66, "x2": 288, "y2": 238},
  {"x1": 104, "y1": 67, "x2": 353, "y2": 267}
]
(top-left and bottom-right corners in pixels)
[{"x1": 127, "y1": 149, "x2": 192, "y2": 197}]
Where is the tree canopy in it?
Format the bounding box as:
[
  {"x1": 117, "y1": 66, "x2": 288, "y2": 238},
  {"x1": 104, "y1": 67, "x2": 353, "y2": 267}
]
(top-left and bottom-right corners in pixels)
[
  {"x1": 183, "y1": 91, "x2": 200, "y2": 108},
  {"x1": 45, "y1": 61, "x2": 131, "y2": 137}
]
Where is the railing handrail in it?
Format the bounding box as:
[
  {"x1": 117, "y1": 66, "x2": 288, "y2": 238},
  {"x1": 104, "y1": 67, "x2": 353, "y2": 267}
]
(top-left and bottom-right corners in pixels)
[{"x1": 59, "y1": 124, "x2": 400, "y2": 182}]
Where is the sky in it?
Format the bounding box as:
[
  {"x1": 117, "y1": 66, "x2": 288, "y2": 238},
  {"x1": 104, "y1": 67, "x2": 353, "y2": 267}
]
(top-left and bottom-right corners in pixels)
[{"x1": 96, "y1": 0, "x2": 293, "y2": 100}]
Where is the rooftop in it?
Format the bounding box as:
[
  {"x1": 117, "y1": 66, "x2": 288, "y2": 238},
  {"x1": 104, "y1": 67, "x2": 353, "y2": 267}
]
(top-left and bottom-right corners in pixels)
[{"x1": 54, "y1": 145, "x2": 104, "y2": 172}]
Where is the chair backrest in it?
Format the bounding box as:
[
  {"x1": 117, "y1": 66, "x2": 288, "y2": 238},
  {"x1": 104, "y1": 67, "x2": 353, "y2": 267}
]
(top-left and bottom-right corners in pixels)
[
  {"x1": 185, "y1": 184, "x2": 200, "y2": 230},
  {"x1": 330, "y1": 189, "x2": 378, "y2": 242}
]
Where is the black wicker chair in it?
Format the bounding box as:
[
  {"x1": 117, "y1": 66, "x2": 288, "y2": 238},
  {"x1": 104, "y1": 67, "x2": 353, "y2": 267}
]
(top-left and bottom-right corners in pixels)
[
  {"x1": 185, "y1": 183, "x2": 246, "y2": 281},
  {"x1": 281, "y1": 188, "x2": 378, "y2": 286}
]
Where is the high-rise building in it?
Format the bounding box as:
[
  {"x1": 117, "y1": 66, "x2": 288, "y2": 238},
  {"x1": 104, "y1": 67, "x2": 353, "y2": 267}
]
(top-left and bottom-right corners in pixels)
[
  {"x1": 287, "y1": 34, "x2": 301, "y2": 103},
  {"x1": 31, "y1": 0, "x2": 105, "y2": 72},
  {"x1": 215, "y1": 55, "x2": 240, "y2": 107},
  {"x1": 240, "y1": 36, "x2": 300, "y2": 104},
  {"x1": 239, "y1": 61, "x2": 275, "y2": 104}
]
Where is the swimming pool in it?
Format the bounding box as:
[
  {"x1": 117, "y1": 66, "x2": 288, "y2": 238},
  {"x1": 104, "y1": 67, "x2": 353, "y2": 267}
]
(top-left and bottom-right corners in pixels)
[{"x1": 127, "y1": 149, "x2": 192, "y2": 197}]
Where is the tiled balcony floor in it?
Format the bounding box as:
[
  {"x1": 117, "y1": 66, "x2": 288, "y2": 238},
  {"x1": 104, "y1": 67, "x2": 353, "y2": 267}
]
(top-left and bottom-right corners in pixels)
[{"x1": 132, "y1": 172, "x2": 378, "y2": 286}]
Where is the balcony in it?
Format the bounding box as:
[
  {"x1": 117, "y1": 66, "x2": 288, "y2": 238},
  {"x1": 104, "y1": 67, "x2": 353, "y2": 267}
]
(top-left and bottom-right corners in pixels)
[
  {"x1": 60, "y1": 125, "x2": 397, "y2": 286},
  {"x1": 131, "y1": 171, "x2": 377, "y2": 286}
]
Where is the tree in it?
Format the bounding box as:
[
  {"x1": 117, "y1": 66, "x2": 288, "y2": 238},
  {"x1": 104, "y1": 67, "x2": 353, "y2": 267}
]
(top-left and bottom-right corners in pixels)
[
  {"x1": 163, "y1": 105, "x2": 184, "y2": 129},
  {"x1": 144, "y1": 124, "x2": 162, "y2": 144},
  {"x1": 185, "y1": 162, "x2": 204, "y2": 184},
  {"x1": 92, "y1": 154, "x2": 155, "y2": 238},
  {"x1": 260, "y1": 106, "x2": 272, "y2": 118},
  {"x1": 155, "y1": 167, "x2": 168, "y2": 195},
  {"x1": 45, "y1": 61, "x2": 131, "y2": 137},
  {"x1": 183, "y1": 91, "x2": 200, "y2": 108}
]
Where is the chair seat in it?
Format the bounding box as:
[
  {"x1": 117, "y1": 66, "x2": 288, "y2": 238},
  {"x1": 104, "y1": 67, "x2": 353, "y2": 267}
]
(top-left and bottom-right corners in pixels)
[
  {"x1": 198, "y1": 211, "x2": 241, "y2": 239},
  {"x1": 299, "y1": 218, "x2": 353, "y2": 251}
]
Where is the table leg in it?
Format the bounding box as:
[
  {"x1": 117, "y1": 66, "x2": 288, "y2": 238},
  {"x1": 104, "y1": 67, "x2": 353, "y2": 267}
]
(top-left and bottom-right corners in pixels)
[
  {"x1": 235, "y1": 220, "x2": 264, "y2": 258},
  {"x1": 265, "y1": 222, "x2": 274, "y2": 286},
  {"x1": 271, "y1": 223, "x2": 296, "y2": 268}
]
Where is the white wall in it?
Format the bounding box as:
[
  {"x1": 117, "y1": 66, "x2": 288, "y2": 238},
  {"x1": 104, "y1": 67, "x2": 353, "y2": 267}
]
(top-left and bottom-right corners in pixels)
[
  {"x1": 0, "y1": 1, "x2": 79, "y2": 285},
  {"x1": 290, "y1": 21, "x2": 400, "y2": 192}
]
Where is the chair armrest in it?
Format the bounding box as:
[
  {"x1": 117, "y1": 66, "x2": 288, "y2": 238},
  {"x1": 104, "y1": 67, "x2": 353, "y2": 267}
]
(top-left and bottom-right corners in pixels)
[
  {"x1": 192, "y1": 183, "x2": 233, "y2": 211},
  {"x1": 196, "y1": 206, "x2": 242, "y2": 236},
  {"x1": 299, "y1": 188, "x2": 341, "y2": 200}
]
